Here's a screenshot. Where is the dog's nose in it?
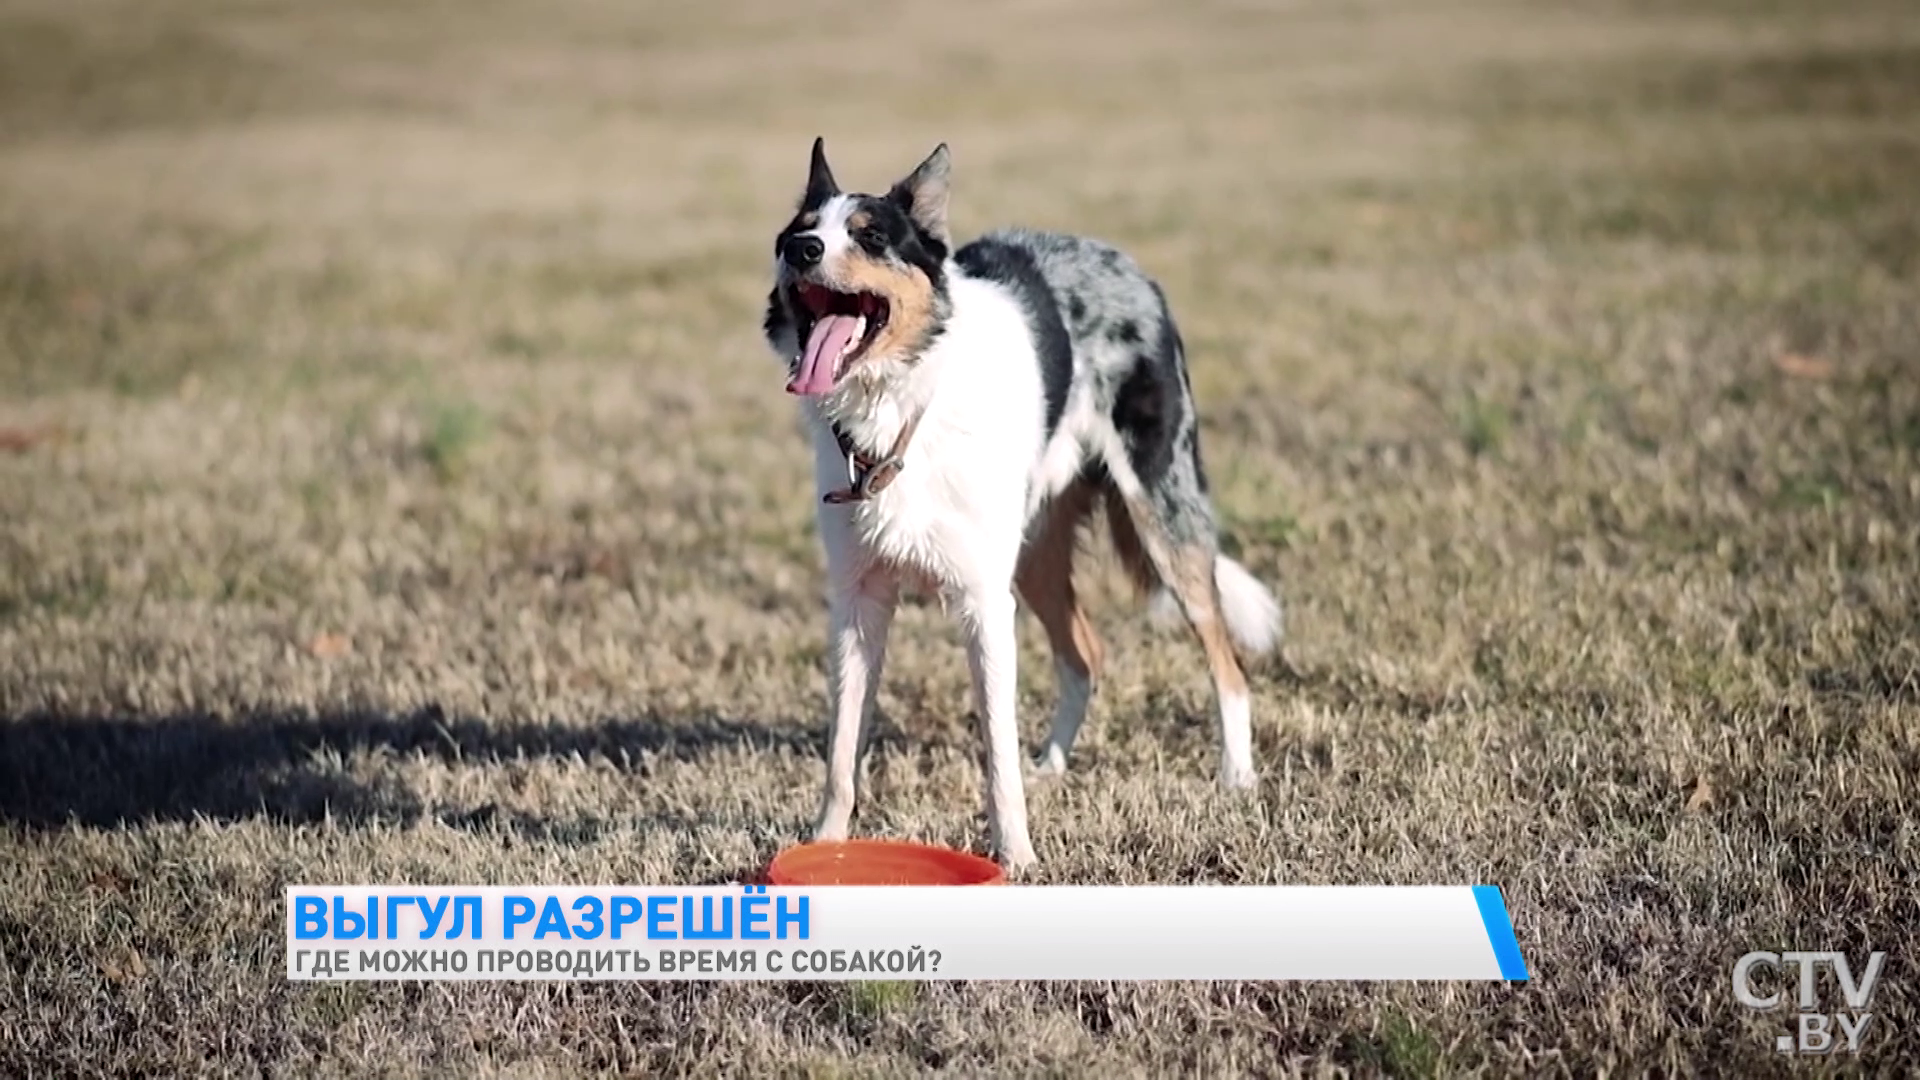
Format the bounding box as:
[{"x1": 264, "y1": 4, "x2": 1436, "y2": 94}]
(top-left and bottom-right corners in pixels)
[{"x1": 783, "y1": 234, "x2": 825, "y2": 270}]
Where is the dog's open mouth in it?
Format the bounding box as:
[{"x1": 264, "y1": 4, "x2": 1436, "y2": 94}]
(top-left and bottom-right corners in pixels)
[{"x1": 787, "y1": 284, "x2": 890, "y2": 396}]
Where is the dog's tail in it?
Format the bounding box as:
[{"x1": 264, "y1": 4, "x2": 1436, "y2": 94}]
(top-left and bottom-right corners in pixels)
[
  {"x1": 1104, "y1": 490, "x2": 1283, "y2": 657},
  {"x1": 1214, "y1": 555, "x2": 1284, "y2": 655},
  {"x1": 1145, "y1": 555, "x2": 1283, "y2": 656}
]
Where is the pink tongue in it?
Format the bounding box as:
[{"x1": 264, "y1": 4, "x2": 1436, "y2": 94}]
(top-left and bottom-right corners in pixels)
[{"x1": 788, "y1": 314, "x2": 860, "y2": 396}]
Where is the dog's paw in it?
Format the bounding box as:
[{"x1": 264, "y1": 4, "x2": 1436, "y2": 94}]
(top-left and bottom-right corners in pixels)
[
  {"x1": 1027, "y1": 745, "x2": 1070, "y2": 781},
  {"x1": 1218, "y1": 762, "x2": 1258, "y2": 791},
  {"x1": 1005, "y1": 857, "x2": 1043, "y2": 881},
  {"x1": 996, "y1": 838, "x2": 1039, "y2": 874},
  {"x1": 810, "y1": 821, "x2": 851, "y2": 844}
]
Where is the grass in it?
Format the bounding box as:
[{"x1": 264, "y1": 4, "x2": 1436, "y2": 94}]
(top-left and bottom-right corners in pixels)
[
  {"x1": 1344, "y1": 1010, "x2": 1444, "y2": 1080},
  {"x1": 418, "y1": 399, "x2": 490, "y2": 482},
  {"x1": 1, "y1": 0, "x2": 1917, "y2": 1074}
]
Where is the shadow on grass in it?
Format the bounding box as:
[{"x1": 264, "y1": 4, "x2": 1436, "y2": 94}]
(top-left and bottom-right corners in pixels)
[{"x1": 0, "y1": 706, "x2": 822, "y2": 832}]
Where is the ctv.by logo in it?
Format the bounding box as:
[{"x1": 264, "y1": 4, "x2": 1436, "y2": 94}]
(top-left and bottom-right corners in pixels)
[{"x1": 1734, "y1": 950, "x2": 1887, "y2": 1055}]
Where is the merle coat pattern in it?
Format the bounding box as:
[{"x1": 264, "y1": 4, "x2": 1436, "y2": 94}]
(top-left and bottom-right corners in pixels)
[{"x1": 762, "y1": 139, "x2": 1281, "y2": 870}]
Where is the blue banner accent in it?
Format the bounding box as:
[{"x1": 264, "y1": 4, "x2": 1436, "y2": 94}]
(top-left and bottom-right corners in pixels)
[{"x1": 1471, "y1": 885, "x2": 1528, "y2": 981}]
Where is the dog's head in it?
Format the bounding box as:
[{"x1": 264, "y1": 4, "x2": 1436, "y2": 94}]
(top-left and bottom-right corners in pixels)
[{"x1": 765, "y1": 139, "x2": 952, "y2": 398}]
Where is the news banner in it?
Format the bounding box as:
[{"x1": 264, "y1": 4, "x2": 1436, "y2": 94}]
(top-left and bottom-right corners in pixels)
[{"x1": 287, "y1": 885, "x2": 1529, "y2": 982}]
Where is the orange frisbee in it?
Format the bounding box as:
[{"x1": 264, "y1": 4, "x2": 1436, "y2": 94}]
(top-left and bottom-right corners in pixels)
[{"x1": 765, "y1": 838, "x2": 1006, "y2": 886}]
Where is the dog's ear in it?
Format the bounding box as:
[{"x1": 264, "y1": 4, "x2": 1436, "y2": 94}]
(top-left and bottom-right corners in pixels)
[
  {"x1": 888, "y1": 144, "x2": 951, "y2": 245},
  {"x1": 803, "y1": 136, "x2": 839, "y2": 208}
]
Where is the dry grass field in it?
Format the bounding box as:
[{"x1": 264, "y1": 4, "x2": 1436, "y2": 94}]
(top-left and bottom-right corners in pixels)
[{"x1": 2, "y1": 0, "x2": 1917, "y2": 1074}]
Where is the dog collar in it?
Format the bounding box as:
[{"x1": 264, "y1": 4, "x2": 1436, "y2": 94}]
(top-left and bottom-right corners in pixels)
[{"x1": 824, "y1": 412, "x2": 923, "y2": 505}]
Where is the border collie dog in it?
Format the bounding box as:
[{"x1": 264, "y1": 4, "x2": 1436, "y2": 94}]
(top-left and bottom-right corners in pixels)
[{"x1": 762, "y1": 139, "x2": 1282, "y2": 870}]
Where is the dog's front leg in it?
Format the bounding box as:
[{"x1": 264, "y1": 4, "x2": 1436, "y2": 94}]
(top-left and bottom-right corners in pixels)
[
  {"x1": 812, "y1": 568, "x2": 897, "y2": 843},
  {"x1": 962, "y1": 586, "x2": 1037, "y2": 870}
]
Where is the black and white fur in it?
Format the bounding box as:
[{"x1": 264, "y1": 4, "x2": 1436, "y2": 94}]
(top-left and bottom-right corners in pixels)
[{"x1": 762, "y1": 140, "x2": 1282, "y2": 870}]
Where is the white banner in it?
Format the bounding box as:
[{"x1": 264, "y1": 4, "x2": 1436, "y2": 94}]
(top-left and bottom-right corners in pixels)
[{"x1": 285, "y1": 884, "x2": 1528, "y2": 982}]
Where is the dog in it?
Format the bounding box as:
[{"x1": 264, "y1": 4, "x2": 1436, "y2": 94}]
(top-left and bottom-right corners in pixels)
[{"x1": 761, "y1": 139, "x2": 1283, "y2": 870}]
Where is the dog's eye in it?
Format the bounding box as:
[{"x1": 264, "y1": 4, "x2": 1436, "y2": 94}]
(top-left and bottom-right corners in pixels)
[{"x1": 855, "y1": 227, "x2": 886, "y2": 249}]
